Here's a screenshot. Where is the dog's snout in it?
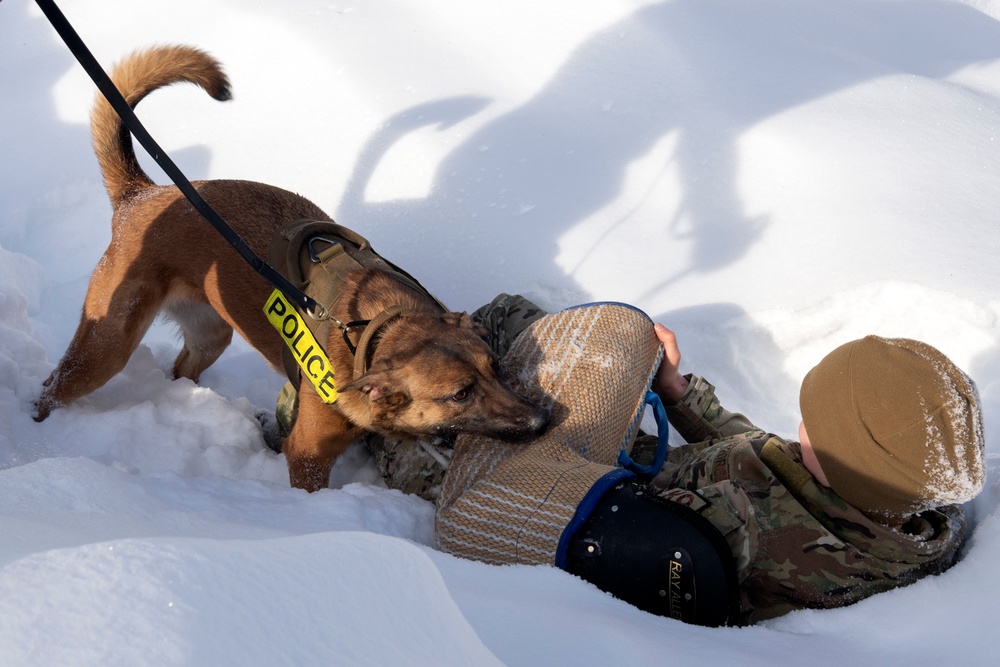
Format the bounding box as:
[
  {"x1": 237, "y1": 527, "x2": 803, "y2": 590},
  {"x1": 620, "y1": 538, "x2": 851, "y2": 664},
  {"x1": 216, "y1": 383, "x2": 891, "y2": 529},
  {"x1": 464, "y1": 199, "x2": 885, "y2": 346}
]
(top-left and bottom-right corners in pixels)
[
  {"x1": 488, "y1": 401, "x2": 552, "y2": 443},
  {"x1": 523, "y1": 404, "x2": 551, "y2": 436}
]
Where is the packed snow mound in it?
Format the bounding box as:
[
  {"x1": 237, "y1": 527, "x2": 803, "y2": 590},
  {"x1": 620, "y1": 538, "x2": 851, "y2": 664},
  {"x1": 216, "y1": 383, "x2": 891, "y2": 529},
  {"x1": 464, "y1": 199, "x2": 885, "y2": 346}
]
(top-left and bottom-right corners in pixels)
[{"x1": 0, "y1": 531, "x2": 501, "y2": 667}]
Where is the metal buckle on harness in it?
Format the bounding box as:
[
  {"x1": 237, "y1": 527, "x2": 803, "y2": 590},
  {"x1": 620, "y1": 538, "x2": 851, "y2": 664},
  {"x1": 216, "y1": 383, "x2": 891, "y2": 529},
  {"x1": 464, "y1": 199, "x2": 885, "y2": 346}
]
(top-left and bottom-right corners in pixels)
[{"x1": 308, "y1": 236, "x2": 341, "y2": 263}]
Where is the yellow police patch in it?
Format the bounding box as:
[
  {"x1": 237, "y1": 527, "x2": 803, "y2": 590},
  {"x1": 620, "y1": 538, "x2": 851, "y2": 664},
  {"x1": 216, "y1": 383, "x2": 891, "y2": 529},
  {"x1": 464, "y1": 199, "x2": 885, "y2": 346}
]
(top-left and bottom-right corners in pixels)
[{"x1": 264, "y1": 289, "x2": 337, "y2": 403}]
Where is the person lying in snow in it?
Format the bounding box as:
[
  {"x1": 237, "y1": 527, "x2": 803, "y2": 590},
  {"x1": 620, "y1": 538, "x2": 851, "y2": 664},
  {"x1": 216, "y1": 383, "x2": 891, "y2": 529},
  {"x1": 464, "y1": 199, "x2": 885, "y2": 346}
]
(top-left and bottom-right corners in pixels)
[{"x1": 352, "y1": 295, "x2": 986, "y2": 625}]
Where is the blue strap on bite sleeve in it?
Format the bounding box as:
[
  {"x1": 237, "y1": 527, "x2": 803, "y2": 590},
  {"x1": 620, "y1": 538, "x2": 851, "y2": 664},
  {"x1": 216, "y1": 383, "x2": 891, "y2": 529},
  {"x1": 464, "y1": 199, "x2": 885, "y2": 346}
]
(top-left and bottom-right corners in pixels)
[{"x1": 617, "y1": 390, "x2": 669, "y2": 478}]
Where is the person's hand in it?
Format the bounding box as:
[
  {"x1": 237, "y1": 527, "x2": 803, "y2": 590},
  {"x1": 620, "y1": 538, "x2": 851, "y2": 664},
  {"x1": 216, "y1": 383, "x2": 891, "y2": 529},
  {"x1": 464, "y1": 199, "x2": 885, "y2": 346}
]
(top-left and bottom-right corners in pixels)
[{"x1": 651, "y1": 323, "x2": 689, "y2": 404}]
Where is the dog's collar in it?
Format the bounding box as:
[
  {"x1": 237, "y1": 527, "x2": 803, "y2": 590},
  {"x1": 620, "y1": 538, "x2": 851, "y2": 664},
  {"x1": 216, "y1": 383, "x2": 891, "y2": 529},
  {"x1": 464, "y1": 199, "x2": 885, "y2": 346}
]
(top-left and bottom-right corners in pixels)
[{"x1": 350, "y1": 306, "x2": 408, "y2": 378}]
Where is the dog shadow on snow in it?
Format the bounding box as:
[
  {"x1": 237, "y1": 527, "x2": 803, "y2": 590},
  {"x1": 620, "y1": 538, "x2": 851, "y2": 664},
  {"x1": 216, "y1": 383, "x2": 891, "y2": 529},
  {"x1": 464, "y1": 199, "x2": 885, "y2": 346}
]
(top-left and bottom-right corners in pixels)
[{"x1": 337, "y1": 0, "x2": 1000, "y2": 310}]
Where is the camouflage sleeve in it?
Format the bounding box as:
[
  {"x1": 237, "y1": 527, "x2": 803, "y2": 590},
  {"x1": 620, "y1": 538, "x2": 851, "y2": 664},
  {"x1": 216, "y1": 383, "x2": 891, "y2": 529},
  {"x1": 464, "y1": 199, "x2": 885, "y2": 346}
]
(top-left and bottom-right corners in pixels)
[{"x1": 665, "y1": 375, "x2": 760, "y2": 442}]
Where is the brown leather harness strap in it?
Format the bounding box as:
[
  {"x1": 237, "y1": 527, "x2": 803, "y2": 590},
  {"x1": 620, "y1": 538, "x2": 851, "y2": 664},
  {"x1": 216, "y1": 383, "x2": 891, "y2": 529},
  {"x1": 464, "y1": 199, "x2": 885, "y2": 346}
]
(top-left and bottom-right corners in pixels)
[{"x1": 352, "y1": 306, "x2": 408, "y2": 379}]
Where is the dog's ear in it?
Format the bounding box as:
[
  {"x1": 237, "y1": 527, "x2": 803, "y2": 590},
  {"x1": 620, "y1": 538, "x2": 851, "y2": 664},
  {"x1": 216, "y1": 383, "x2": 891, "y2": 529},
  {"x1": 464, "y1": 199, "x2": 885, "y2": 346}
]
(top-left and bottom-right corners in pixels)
[
  {"x1": 342, "y1": 370, "x2": 409, "y2": 408},
  {"x1": 441, "y1": 311, "x2": 489, "y2": 340}
]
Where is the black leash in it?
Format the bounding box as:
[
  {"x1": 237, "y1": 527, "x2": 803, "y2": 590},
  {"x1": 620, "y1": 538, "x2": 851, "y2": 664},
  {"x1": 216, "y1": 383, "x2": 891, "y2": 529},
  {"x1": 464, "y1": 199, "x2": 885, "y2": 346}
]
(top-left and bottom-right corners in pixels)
[{"x1": 32, "y1": 0, "x2": 325, "y2": 319}]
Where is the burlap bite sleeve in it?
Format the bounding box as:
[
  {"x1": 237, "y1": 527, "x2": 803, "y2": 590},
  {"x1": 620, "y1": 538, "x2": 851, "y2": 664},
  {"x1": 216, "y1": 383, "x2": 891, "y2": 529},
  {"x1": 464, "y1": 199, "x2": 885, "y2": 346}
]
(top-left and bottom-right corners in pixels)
[{"x1": 436, "y1": 303, "x2": 663, "y2": 566}]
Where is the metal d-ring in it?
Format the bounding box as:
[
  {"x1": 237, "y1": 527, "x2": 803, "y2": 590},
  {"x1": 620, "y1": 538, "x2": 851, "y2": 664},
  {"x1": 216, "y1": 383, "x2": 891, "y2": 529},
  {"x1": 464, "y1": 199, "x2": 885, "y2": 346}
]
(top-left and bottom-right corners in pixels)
[{"x1": 307, "y1": 236, "x2": 340, "y2": 263}]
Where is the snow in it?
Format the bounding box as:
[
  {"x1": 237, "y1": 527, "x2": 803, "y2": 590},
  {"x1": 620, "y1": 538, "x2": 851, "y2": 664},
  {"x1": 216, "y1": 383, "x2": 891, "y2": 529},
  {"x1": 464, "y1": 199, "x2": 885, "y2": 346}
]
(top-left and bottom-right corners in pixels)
[{"x1": 1, "y1": 0, "x2": 999, "y2": 664}]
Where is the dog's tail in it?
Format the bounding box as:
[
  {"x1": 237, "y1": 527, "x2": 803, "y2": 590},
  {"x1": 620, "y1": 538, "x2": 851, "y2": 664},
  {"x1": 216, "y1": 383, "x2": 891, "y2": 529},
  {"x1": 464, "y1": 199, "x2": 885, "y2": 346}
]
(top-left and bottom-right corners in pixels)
[{"x1": 91, "y1": 45, "x2": 232, "y2": 206}]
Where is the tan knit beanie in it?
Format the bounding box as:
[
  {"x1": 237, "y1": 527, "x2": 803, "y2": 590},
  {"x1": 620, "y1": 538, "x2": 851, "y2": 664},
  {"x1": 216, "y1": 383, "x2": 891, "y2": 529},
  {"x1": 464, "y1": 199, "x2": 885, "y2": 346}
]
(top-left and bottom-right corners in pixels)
[{"x1": 799, "y1": 336, "x2": 985, "y2": 522}]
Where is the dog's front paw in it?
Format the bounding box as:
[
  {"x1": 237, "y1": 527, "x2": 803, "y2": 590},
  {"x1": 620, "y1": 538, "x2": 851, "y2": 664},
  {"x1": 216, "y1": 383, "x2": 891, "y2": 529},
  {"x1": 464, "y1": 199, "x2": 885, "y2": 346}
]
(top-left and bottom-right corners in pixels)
[{"x1": 33, "y1": 399, "x2": 52, "y2": 422}]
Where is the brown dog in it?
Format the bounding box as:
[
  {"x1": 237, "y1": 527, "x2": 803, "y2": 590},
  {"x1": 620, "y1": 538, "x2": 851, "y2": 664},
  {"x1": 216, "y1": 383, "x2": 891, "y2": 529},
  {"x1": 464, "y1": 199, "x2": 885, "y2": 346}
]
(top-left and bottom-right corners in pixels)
[{"x1": 35, "y1": 45, "x2": 549, "y2": 491}]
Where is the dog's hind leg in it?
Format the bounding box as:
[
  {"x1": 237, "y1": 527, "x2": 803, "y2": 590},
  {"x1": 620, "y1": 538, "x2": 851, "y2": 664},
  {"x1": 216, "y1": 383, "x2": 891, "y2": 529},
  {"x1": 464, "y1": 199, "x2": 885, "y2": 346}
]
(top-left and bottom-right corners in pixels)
[
  {"x1": 35, "y1": 267, "x2": 165, "y2": 421},
  {"x1": 164, "y1": 299, "x2": 234, "y2": 382}
]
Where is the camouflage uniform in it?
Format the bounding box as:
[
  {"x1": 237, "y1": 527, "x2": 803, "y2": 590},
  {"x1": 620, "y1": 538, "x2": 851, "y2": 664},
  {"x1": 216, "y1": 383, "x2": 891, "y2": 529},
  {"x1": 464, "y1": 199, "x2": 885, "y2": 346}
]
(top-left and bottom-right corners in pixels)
[
  {"x1": 428, "y1": 299, "x2": 968, "y2": 624},
  {"x1": 282, "y1": 294, "x2": 968, "y2": 624},
  {"x1": 639, "y1": 375, "x2": 967, "y2": 624}
]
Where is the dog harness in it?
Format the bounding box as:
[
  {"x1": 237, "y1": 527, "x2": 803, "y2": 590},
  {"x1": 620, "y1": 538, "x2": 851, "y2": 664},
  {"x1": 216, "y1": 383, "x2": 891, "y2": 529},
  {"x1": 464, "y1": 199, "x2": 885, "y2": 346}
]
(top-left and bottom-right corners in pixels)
[{"x1": 267, "y1": 219, "x2": 447, "y2": 386}]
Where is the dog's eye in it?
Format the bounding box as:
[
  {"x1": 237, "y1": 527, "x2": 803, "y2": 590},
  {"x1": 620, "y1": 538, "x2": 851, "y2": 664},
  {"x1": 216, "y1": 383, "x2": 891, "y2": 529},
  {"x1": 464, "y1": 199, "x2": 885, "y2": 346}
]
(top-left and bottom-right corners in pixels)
[{"x1": 451, "y1": 389, "x2": 471, "y2": 402}]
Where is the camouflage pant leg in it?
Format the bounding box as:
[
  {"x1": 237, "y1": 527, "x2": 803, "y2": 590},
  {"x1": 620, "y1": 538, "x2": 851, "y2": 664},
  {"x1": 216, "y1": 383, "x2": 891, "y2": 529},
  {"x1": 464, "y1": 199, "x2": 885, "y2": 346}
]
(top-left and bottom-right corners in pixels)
[
  {"x1": 471, "y1": 293, "x2": 547, "y2": 358},
  {"x1": 365, "y1": 434, "x2": 454, "y2": 501}
]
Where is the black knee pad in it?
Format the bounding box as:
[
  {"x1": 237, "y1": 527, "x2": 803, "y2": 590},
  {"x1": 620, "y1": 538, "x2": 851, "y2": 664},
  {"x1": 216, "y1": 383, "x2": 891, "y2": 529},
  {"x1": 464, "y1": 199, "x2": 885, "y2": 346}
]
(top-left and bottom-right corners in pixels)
[{"x1": 564, "y1": 482, "x2": 740, "y2": 627}]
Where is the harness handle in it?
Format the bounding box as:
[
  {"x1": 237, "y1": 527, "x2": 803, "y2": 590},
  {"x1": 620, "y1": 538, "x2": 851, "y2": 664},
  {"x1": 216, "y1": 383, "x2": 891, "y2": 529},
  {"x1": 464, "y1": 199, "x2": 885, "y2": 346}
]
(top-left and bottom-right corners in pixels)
[{"x1": 33, "y1": 0, "x2": 322, "y2": 316}]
